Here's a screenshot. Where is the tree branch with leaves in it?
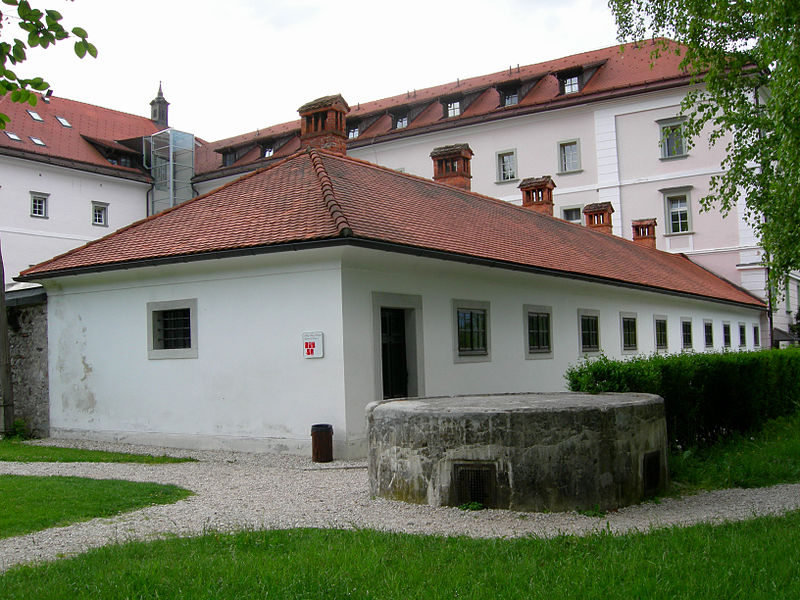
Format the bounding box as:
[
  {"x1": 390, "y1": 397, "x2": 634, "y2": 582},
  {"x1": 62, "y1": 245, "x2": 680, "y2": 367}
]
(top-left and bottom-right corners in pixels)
[{"x1": 609, "y1": 0, "x2": 800, "y2": 285}]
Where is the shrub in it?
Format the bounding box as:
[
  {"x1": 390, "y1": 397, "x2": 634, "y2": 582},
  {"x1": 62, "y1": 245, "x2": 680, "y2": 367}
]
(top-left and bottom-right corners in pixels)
[{"x1": 565, "y1": 348, "x2": 800, "y2": 449}]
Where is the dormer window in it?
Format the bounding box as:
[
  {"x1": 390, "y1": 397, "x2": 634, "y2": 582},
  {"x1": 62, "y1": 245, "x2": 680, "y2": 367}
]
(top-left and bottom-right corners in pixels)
[
  {"x1": 27, "y1": 110, "x2": 43, "y2": 122},
  {"x1": 500, "y1": 88, "x2": 519, "y2": 107},
  {"x1": 5, "y1": 131, "x2": 21, "y2": 141},
  {"x1": 347, "y1": 125, "x2": 359, "y2": 139},
  {"x1": 395, "y1": 115, "x2": 408, "y2": 129},
  {"x1": 222, "y1": 151, "x2": 236, "y2": 167},
  {"x1": 559, "y1": 72, "x2": 582, "y2": 95},
  {"x1": 56, "y1": 116, "x2": 72, "y2": 128},
  {"x1": 445, "y1": 100, "x2": 461, "y2": 118},
  {"x1": 263, "y1": 146, "x2": 273, "y2": 158}
]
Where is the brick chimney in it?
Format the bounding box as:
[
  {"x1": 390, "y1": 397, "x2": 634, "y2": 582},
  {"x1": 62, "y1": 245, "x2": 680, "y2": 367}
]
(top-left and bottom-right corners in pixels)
[
  {"x1": 298, "y1": 94, "x2": 349, "y2": 155},
  {"x1": 519, "y1": 176, "x2": 556, "y2": 216},
  {"x1": 632, "y1": 218, "x2": 657, "y2": 249},
  {"x1": 583, "y1": 202, "x2": 614, "y2": 235},
  {"x1": 430, "y1": 144, "x2": 473, "y2": 190}
]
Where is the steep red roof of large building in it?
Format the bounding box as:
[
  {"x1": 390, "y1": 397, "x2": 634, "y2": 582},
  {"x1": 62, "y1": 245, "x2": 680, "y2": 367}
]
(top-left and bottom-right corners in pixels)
[
  {"x1": 195, "y1": 39, "x2": 692, "y2": 177},
  {"x1": 0, "y1": 93, "x2": 161, "y2": 177},
  {"x1": 19, "y1": 148, "x2": 763, "y2": 309}
]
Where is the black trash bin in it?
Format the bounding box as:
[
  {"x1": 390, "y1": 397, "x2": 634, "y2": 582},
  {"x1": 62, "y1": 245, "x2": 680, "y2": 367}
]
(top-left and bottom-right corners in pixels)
[{"x1": 311, "y1": 423, "x2": 333, "y2": 463}]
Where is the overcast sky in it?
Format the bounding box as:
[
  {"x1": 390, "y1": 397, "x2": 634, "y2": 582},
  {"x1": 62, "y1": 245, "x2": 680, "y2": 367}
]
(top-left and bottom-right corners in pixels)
[{"x1": 18, "y1": 0, "x2": 621, "y2": 142}]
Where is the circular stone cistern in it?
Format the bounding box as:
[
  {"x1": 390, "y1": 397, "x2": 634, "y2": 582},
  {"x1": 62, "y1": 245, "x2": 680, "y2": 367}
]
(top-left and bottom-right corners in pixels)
[{"x1": 367, "y1": 392, "x2": 668, "y2": 512}]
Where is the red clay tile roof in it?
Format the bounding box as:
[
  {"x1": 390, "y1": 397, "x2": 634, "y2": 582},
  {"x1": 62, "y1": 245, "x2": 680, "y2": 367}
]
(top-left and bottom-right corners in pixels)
[
  {"x1": 19, "y1": 148, "x2": 763, "y2": 309},
  {"x1": 0, "y1": 93, "x2": 162, "y2": 176},
  {"x1": 195, "y1": 39, "x2": 692, "y2": 177}
]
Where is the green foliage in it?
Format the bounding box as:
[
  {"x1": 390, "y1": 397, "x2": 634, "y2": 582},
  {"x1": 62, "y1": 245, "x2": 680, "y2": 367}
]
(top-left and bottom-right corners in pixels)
[
  {"x1": 0, "y1": 440, "x2": 195, "y2": 463},
  {"x1": 458, "y1": 501, "x2": 486, "y2": 511},
  {"x1": 566, "y1": 348, "x2": 800, "y2": 448},
  {"x1": 3, "y1": 417, "x2": 32, "y2": 440},
  {"x1": 609, "y1": 0, "x2": 800, "y2": 283},
  {"x1": 0, "y1": 474, "x2": 192, "y2": 539},
  {"x1": 2, "y1": 521, "x2": 800, "y2": 598},
  {"x1": 670, "y1": 411, "x2": 800, "y2": 492},
  {"x1": 0, "y1": 0, "x2": 95, "y2": 127}
]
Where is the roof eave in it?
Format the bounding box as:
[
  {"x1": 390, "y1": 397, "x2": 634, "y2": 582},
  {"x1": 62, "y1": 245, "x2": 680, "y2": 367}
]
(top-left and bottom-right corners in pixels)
[
  {"x1": 17, "y1": 235, "x2": 765, "y2": 312},
  {"x1": 0, "y1": 145, "x2": 153, "y2": 183}
]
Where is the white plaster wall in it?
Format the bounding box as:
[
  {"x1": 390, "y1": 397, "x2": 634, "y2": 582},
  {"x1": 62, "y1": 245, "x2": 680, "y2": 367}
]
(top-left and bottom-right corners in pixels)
[
  {"x1": 0, "y1": 157, "x2": 149, "y2": 282},
  {"x1": 340, "y1": 248, "x2": 763, "y2": 447},
  {"x1": 43, "y1": 249, "x2": 349, "y2": 455}
]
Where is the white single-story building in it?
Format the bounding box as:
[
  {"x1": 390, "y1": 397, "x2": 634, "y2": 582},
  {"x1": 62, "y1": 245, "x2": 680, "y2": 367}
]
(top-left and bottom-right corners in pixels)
[{"x1": 18, "y1": 96, "x2": 765, "y2": 458}]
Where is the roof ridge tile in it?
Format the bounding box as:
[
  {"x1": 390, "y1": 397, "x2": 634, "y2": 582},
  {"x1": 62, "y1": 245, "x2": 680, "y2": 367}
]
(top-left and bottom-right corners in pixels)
[{"x1": 308, "y1": 148, "x2": 353, "y2": 237}]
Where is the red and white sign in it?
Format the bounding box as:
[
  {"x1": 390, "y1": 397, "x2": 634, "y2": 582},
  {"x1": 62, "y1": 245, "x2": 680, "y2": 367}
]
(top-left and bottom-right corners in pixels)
[{"x1": 302, "y1": 331, "x2": 324, "y2": 358}]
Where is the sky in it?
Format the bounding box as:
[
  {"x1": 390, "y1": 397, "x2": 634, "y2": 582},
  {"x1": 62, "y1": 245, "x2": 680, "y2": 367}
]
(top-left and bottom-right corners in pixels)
[{"x1": 15, "y1": 0, "x2": 621, "y2": 142}]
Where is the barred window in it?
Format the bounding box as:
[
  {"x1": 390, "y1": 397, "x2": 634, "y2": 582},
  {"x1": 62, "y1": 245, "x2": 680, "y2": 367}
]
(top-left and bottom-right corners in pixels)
[
  {"x1": 457, "y1": 308, "x2": 487, "y2": 355},
  {"x1": 527, "y1": 312, "x2": 551, "y2": 353}
]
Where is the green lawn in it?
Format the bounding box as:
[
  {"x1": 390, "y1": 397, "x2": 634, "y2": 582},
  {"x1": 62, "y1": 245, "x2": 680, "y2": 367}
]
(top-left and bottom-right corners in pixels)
[
  {"x1": 0, "y1": 441, "x2": 194, "y2": 464},
  {"x1": 2, "y1": 518, "x2": 799, "y2": 599},
  {"x1": 0, "y1": 475, "x2": 192, "y2": 539}
]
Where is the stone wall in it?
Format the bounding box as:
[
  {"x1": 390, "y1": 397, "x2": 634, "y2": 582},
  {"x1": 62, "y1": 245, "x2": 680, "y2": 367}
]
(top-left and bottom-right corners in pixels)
[{"x1": 4, "y1": 300, "x2": 49, "y2": 436}]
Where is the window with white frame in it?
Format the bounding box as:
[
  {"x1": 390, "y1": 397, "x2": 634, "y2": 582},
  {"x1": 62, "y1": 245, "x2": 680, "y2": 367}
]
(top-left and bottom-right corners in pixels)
[
  {"x1": 445, "y1": 100, "x2": 461, "y2": 118},
  {"x1": 524, "y1": 305, "x2": 552, "y2": 358},
  {"x1": 738, "y1": 323, "x2": 746, "y2": 348},
  {"x1": 56, "y1": 116, "x2": 72, "y2": 128},
  {"x1": 579, "y1": 310, "x2": 600, "y2": 353},
  {"x1": 621, "y1": 313, "x2": 637, "y2": 352},
  {"x1": 562, "y1": 207, "x2": 582, "y2": 224},
  {"x1": 453, "y1": 300, "x2": 490, "y2": 362},
  {"x1": 664, "y1": 190, "x2": 691, "y2": 234},
  {"x1": 30, "y1": 136, "x2": 46, "y2": 146},
  {"x1": 681, "y1": 318, "x2": 693, "y2": 349},
  {"x1": 496, "y1": 150, "x2": 517, "y2": 182},
  {"x1": 704, "y1": 320, "x2": 714, "y2": 348},
  {"x1": 5, "y1": 131, "x2": 21, "y2": 141},
  {"x1": 27, "y1": 109, "x2": 43, "y2": 122},
  {"x1": 347, "y1": 125, "x2": 359, "y2": 139},
  {"x1": 501, "y1": 88, "x2": 519, "y2": 107},
  {"x1": 558, "y1": 140, "x2": 581, "y2": 173},
  {"x1": 263, "y1": 146, "x2": 273, "y2": 158},
  {"x1": 30, "y1": 192, "x2": 48, "y2": 218},
  {"x1": 395, "y1": 115, "x2": 408, "y2": 129},
  {"x1": 92, "y1": 202, "x2": 108, "y2": 226},
  {"x1": 147, "y1": 299, "x2": 198, "y2": 359},
  {"x1": 658, "y1": 118, "x2": 687, "y2": 158},
  {"x1": 655, "y1": 317, "x2": 668, "y2": 351},
  {"x1": 723, "y1": 322, "x2": 731, "y2": 348},
  {"x1": 561, "y1": 75, "x2": 580, "y2": 94}
]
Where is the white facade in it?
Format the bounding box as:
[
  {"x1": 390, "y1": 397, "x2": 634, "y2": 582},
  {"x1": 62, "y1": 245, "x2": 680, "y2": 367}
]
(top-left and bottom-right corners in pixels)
[
  {"x1": 42, "y1": 246, "x2": 763, "y2": 458},
  {"x1": 0, "y1": 157, "x2": 149, "y2": 282}
]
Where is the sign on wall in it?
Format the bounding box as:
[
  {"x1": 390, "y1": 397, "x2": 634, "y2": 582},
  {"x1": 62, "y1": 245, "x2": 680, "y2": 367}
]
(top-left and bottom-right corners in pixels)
[{"x1": 302, "y1": 331, "x2": 324, "y2": 358}]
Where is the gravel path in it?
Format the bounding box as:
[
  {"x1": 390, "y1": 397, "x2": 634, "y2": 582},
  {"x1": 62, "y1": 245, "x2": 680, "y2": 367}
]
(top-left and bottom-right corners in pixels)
[{"x1": 2, "y1": 439, "x2": 800, "y2": 573}]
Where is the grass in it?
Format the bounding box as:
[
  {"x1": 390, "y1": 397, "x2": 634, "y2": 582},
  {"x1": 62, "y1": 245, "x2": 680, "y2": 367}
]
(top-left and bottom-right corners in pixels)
[
  {"x1": 0, "y1": 440, "x2": 195, "y2": 464},
  {"x1": 669, "y1": 411, "x2": 800, "y2": 493},
  {"x1": 0, "y1": 475, "x2": 192, "y2": 539},
  {"x1": 1, "y1": 517, "x2": 799, "y2": 599}
]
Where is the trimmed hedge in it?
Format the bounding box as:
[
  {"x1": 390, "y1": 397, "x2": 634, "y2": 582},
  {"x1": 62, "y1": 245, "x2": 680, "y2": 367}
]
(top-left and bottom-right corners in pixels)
[{"x1": 565, "y1": 348, "x2": 800, "y2": 449}]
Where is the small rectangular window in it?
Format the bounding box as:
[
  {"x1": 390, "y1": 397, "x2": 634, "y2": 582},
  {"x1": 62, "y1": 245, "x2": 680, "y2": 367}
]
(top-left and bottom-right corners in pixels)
[
  {"x1": 666, "y1": 194, "x2": 690, "y2": 234},
  {"x1": 27, "y1": 110, "x2": 43, "y2": 122},
  {"x1": 446, "y1": 101, "x2": 461, "y2": 118},
  {"x1": 30, "y1": 193, "x2": 48, "y2": 218},
  {"x1": 527, "y1": 311, "x2": 551, "y2": 354},
  {"x1": 5, "y1": 131, "x2": 21, "y2": 141},
  {"x1": 347, "y1": 126, "x2": 359, "y2": 139},
  {"x1": 562, "y1": 207, "x2": 582, "y2": 223},
  {"x1": 738, "y1": 323, "x2": 746, "y2": 348},
  {"x1": 558, "y1": 140, "x2": 580, "y2": 173},
  {"x1": 456, "y1": 306, "x2": 488, "y2": 356},
  {"x1": 496, "y1": 150, "x2": 517, "y2": 182},
  {"x1": 655, "y1": 318, "x2": 668, "y2": 350},
  {"x1": 395, "y1": 115, "x2": 408, "y2": 129},
  {"x1": 501, "y1": 89, "x2": 519, "y2": 107},
  {"x1": 723, "y1": 323, "x2": 731, "y2": 348},
  {"x1": 681, "y1": 318, "x2": 693, "y2": 349},
  {"x1": 147, "y1": 299, "x2": 198, "y2": 360},
  {"x1": 30, "y1": 136, "x2": 46, "y2": 146},
  {"x1": 562, "y1": 75, "x2": 580, "y2": 94},
  {"x1": 704, "y1": 320, "x2": 714, "y2": 348},
  {"x1": 263, "y1": 146, "x2": 273, "y2": 158},
  {"x1": 659, "y1": 118, "x2": 686, "y2": 158},
  {"x1": 621, "y1": 315, "x2": 637, "y2": 352},
  {"x1": 753, "y1": 325, "x2": 760, "y2": 347},
  {"x1": 56, "y1": 116, "x2": 72, "y2": 128},
  {"x1": 579, "y1": 311, "x2": 599, "y2": 353},
  {"x1": 92, "y1": 202, "x2": 108, "y2": 226}
]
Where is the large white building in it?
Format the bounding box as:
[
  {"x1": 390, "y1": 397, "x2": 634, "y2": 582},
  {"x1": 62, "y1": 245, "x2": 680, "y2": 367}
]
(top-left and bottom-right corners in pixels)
[{"x1": 17, "y1": 97, "x2": 764, "y2": 455}]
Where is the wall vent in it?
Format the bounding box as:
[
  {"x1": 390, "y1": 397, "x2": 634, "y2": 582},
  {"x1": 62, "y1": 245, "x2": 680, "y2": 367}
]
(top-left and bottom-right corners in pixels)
[{"x1": 452, "y1": 463, "x2": 498, "y2": 508}]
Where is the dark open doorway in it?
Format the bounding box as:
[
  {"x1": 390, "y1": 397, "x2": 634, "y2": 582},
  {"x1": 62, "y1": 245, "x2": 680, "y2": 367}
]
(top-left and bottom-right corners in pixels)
[{"x1": 381, "y1": 308, "x2": 408, "y2": 398}]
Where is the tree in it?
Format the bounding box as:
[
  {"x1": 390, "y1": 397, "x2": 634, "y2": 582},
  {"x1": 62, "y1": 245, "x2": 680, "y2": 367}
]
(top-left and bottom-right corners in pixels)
[
  {"x1": 609, "y1": 0, "x2": 800, "y2": 286},
  {"x1": 0, "y1": 0, "x2": 96, "y2": 128},
  {"x1": 0, "y1": 0, "x2": 94, "y2": 433}
]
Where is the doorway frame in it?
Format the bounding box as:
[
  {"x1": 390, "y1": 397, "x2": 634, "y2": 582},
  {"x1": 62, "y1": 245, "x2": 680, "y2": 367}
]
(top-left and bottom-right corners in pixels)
[{"x1": 372, "y1": 292, "x2": 425, "y2": 401}]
